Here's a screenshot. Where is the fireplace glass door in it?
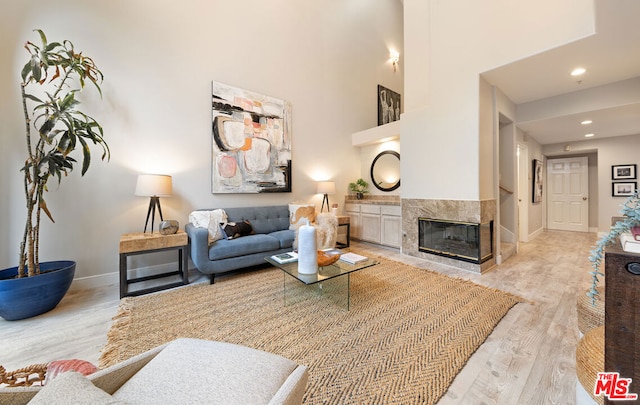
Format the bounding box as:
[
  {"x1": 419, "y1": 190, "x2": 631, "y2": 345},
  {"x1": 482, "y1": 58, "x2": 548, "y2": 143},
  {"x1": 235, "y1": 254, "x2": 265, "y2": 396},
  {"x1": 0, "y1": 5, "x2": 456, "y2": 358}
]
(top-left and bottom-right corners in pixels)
[{"x1": 418, "y1": 218, "x2": 493, "y2": 264}]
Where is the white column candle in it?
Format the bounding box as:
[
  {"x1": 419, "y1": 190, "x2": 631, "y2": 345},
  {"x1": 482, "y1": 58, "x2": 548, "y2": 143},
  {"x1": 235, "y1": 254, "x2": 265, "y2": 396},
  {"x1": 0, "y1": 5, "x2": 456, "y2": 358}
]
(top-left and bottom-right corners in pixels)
[{"x1": 298, "y1": 219, "x2": 318, "y2": 274}]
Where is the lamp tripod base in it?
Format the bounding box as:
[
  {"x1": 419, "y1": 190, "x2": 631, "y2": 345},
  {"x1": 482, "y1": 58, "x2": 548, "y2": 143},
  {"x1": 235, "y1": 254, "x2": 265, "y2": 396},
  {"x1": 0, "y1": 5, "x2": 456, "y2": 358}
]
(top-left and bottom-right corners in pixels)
[
  {"x1": 321, "y1": 194, "x2": 330, "y2": 213},
  {"x1": 144, "y1": 196, "x2": 164, "y2": 233}
]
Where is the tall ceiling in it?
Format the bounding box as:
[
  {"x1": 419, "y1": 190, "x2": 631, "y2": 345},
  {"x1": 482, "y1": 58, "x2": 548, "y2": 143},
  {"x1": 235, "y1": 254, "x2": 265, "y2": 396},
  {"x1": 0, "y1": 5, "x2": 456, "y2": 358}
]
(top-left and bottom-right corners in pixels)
[{"x1": 481, "y1": 0, "x2": 640, "y2": 145}]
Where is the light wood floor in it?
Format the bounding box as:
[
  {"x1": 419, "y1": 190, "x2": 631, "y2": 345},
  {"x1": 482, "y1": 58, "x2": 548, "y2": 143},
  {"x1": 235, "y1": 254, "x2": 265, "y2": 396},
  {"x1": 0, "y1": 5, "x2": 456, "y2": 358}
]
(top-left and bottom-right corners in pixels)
[{"x1": 0, "y1": 230, "x2": 596, "y2": 404}]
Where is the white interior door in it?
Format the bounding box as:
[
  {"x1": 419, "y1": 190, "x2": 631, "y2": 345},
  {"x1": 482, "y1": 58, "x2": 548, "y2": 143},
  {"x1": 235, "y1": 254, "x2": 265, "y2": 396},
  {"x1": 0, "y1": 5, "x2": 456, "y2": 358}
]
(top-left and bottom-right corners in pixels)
[{"x1": 547, "y1": 157, "x2": 589, "y2": 232}]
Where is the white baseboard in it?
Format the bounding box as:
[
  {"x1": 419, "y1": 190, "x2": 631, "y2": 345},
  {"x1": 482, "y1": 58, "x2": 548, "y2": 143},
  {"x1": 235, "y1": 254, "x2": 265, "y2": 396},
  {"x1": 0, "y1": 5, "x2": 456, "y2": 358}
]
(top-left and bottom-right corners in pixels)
[
  {"x1": 69, "y1": 272, "x2": 119, "y2": 291},
  {"x1": 529, "y1": 227, "x2": 544, "y2": 240},
  {"x1": 69, "y1": 262, "x2": 192, "y2": 292}
]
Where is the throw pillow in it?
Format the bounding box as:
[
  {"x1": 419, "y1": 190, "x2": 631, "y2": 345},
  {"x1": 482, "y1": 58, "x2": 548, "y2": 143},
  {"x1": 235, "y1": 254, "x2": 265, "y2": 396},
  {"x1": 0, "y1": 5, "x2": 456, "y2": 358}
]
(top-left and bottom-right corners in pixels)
[
  {"x1": 288, "y1": 203, "x2": 316, "y2": 230},
  {"x1": 222, "y1": 220, "x2": 254, "y2": 239},
  {"x1": 44, "y1": 359, "x2": 98, "y2": 385},
  {"x1": 28, "y1": 371, "x2": 127, "y2": 405}
]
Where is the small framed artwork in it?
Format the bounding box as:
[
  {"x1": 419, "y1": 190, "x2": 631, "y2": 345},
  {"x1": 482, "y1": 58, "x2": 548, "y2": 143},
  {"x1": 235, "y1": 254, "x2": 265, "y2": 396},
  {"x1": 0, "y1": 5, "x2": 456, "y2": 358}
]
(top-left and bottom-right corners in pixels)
[
  {"x1": 612, "y1": 164, "x2": 636, "y2": 180},
  {"x1": 532, "y1": 159, "x2": 543, "y2": 203},
  {"x1": 377, "y1": 85, "x2": 401, "y2": 126},
  {"x1": 612, "y1": 182, "x2": 637, "y2": 197}
]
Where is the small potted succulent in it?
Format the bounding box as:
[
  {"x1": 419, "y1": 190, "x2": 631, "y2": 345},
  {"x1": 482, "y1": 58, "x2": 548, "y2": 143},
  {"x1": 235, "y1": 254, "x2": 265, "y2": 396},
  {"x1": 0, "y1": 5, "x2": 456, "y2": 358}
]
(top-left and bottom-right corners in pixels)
[
  {"x1": 0, "y1": 29, "x2": 109, "y2": 320},
  {"x1": 588, "y1": 190, "x2": 640, "y2": 304},
  {"x1": 349, "y1": 178, "x2": 369, "y2": 200}
]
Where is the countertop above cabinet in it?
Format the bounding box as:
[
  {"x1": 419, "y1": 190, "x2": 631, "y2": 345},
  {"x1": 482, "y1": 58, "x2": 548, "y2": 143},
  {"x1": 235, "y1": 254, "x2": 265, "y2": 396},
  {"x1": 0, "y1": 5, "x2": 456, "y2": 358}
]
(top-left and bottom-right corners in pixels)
[{"x1": 344, "y1": 196, "x2": 400, "y2": 206}]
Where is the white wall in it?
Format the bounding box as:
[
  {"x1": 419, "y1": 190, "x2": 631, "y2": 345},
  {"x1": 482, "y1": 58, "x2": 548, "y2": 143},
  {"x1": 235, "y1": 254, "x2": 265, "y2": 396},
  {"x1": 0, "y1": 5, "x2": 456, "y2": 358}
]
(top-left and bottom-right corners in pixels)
[
  {"x1": 516, "y1": 128, "x2": 545, "y2": 235},
  {"x1": 0, "y1": 0, "x2": 403, "y2": 284},
  {"x1": 479, "y1": 76, "x2": 496, "y2": 200},
  {"x1": 401, "y1": 0, "x2": 596, "y2": 201},
  {"x1": 543, "y1": 134, "x2": 640, "y2": 233}
]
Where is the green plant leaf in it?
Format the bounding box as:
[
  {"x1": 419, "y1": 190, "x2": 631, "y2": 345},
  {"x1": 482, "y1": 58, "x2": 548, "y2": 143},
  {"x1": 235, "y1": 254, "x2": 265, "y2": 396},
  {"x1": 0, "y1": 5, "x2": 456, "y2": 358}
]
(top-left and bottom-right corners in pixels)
[
  {"x1": 23, "y1": 93, "x2": 43, "y2": 103},
  {"x1": 35, "y1": 29, "x2": 47, "y2": 46},
  {"x1": 30, "y1": 57, "x2": 41, "y2": 82},
  {"x1": 76, "y1": 136, "x2": 91, "y2": 175},
  {"x1": 21, "y1": 61, "x2": 32, "y2": 82}
]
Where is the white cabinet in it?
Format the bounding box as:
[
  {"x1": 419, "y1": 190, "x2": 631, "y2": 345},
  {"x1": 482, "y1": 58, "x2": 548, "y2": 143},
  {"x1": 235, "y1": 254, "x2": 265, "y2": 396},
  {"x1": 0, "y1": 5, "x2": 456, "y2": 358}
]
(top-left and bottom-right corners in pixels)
[
  {"x1": 360, "y1": 205, "x2": 381, "y2": 243},
  {"x1": 345, "y1": 203, "x2": 401, "y2": 248},
  {"x1": 380, "y1": 205, "x2": 402, "y2": 248}
]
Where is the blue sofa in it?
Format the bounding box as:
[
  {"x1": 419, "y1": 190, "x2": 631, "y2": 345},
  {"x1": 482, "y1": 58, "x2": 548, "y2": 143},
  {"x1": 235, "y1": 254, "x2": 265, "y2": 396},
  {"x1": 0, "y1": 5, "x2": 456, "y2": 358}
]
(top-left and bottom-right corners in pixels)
[{"x1": 185, "y1": 206, "x2": 295, "y2": 283}]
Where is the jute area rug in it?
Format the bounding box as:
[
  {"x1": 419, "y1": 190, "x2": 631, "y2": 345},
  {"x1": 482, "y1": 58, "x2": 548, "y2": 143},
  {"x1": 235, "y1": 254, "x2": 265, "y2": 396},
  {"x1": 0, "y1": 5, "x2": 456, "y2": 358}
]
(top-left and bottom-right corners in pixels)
[{"x1": 100, "y1": 253, "x2": 523, "y2": 404}]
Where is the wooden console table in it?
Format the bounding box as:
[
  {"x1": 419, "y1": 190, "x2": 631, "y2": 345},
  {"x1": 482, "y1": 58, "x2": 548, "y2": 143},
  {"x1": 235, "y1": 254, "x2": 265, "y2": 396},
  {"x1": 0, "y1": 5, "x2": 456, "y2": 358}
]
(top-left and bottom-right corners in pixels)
[
  {"x1": 119, "y1": 231, "x2": 189, "y2": 298},
  {"x1": 604, "y1": 242, "x2": 640, "y2": 403}
]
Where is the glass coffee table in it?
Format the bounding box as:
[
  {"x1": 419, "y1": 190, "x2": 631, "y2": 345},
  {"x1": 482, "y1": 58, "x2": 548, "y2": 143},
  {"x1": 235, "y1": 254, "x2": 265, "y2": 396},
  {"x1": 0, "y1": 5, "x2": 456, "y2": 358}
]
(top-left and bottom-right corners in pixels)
[{"x1": 265, "y1": 253, "x2": 378, "y2": 310}]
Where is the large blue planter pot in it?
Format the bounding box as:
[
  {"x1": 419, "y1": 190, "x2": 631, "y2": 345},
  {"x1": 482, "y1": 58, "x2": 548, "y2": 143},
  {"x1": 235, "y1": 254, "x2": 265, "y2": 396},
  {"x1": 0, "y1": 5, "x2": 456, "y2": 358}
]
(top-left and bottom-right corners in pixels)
[{"x1": 0, "y1": 261, "x2": 76, "y2": 321}]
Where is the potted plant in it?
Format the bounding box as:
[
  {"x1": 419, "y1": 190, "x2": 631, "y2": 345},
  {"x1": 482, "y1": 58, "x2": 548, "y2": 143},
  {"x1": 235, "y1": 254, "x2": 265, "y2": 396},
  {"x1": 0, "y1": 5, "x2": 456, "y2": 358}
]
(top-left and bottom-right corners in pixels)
[
  {"x1": 349, "y1": 178, "x2": 369, "y2": 200},
  {"x1": 0, "y1": 29, "x2": 109, "y2": 321},
  {"x1": 587, "y1": 190, "x2": 640, "y2": 305}
]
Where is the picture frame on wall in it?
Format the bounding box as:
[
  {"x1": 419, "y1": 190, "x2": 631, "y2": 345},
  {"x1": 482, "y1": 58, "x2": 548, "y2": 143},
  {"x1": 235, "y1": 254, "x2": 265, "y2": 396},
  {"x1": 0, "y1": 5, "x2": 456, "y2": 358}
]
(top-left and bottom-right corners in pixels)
[
  {"x1": 532, "y1": 159, "x2": 543, "y2": 203},
  {"x1": 612, "y1": 182, "x2": 637, "y2": 197},
  {"x1": 377, "y1": 85, "x2": 401, "y2": 126},
  {"x1": 612, "y1": 164, "x2": 636, "y2": 180},
  {"x1": 210, "y1": 81, "x2": 292, "y2": 194}
]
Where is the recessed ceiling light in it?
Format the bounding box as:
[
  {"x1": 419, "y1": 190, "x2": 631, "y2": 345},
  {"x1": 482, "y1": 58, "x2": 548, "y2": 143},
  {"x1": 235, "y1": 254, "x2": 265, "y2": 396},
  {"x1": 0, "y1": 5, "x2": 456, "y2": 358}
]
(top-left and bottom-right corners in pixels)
[
  {"x1": 584, "y1": 133, "x2": 594, "y2": 138},
  {"x1": 581, "y1": 120, "x2": 592, "y2": 125},
  {"x1": 571, "y1": 67, "x2": 586, "y2": 76}
]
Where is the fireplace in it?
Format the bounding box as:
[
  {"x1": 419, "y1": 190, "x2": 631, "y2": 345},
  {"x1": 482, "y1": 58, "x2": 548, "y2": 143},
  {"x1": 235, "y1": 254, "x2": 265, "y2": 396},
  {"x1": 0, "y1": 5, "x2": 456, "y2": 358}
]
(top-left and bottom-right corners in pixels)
[{"x1": 418, "y1": 218, "x2": 493, "y2": 264}]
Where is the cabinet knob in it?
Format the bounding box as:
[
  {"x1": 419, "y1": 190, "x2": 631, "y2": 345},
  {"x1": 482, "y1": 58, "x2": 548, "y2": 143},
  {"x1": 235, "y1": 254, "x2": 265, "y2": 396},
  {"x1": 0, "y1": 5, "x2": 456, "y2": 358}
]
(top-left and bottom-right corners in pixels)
[{"x1": 627, "y1": 263, "x2": 640, "y2": 275}]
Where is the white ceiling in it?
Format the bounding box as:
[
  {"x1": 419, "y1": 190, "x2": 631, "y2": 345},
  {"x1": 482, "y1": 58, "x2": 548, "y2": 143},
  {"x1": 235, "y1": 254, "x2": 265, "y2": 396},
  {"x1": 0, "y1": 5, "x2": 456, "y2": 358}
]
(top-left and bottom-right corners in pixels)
[{"x1": 481, "y1": 0, "x2": 640, "y2": 145}]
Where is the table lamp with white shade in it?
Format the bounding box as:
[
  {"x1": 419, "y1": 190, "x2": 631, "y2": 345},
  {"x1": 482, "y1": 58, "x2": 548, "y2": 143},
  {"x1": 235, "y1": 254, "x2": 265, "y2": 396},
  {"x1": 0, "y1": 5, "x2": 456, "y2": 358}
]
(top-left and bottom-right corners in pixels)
[
  {"x1": 135, "y1": 174, "x2": 172, "y2": 233},
  {"x1": 317, "y1": 181, "x2": 335, "y2": 213}
]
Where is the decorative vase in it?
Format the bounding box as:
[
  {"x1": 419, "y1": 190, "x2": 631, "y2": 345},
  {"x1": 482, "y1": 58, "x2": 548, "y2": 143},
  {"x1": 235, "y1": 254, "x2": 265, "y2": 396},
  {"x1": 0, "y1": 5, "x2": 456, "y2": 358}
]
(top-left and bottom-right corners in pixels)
[
  {"x1": 159, "y1": 220, "x2": 179, "y2": 235},
  {"x1": 0, "y1": 261, "x2": 76, "y2": 321},
  {"x1": 356, "y1": 192, "x2": 364, "y2": 200},
  {"x1": 298, "y1": 220, "x2": 318, "y2": 274}
]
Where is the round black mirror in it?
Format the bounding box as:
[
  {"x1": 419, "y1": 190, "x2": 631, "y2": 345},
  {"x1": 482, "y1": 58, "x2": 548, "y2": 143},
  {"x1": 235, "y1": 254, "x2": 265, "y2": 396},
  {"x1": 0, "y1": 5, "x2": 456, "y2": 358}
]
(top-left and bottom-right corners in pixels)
[{"x1": 370, "y1": 151, "x2": 400, "y2": 192}]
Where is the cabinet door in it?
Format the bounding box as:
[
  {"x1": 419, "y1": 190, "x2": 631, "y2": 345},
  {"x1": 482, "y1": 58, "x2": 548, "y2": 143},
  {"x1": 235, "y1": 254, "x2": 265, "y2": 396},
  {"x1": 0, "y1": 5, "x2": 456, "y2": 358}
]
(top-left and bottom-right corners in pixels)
[
  {"x1": 381, "y1": 215, "x2": 402, "y2": 248},
  {"x1": 360, "y1": 213, "x2": 381, "y2": 244},
  {"x1": 345, "y1": 204, "x2": 361, "y2": 239},
  {"x1": 347, "y1": 212, "x2": 361, "y2": 239}
]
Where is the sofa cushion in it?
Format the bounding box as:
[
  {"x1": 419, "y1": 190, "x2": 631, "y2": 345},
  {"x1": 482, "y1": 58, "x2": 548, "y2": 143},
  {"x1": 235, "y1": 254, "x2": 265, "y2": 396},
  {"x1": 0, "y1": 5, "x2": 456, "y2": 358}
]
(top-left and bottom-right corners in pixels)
[
  {"x1": 112, "y1": 338, "x2": 301, "y2": 405},
  {"x1": 269, "y1": 230, "x2": 295, "y2": 249},
  {"x1": 209, "y1": 234, "x2": 280, "y2": 260},
  {"x1": 28, "y1": 372, "x2": 127, "y2": 405}
]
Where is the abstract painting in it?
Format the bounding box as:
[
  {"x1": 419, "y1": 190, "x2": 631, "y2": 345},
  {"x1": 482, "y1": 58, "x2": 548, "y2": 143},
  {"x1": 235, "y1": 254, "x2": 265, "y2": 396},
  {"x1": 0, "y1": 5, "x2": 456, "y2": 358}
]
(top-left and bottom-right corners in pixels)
[
  {"x1": 532, "y1": 159, "x2": 543, "y2": 203},
  {"x1": 211, "y1": 81, "x2": 292, "y2": 193}
]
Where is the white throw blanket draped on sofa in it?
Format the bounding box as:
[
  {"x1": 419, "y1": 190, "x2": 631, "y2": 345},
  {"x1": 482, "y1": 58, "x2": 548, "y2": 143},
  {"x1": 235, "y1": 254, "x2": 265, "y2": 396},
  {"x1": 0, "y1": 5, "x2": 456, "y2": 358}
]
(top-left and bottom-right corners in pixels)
[{"x1": 188, "y1": 209, "x2": 228, "y2": 244}]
